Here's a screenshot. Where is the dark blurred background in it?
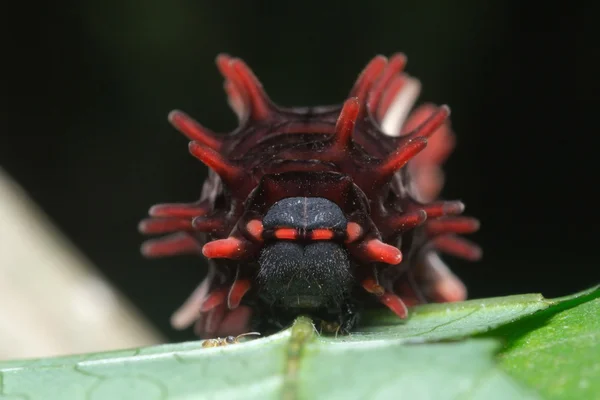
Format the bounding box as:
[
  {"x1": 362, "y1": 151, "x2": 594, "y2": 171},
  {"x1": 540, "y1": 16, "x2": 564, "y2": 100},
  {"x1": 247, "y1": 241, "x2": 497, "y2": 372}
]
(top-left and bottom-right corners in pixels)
[{"x1": 3, "y1": 1, "x2": 598, "y2": 342}]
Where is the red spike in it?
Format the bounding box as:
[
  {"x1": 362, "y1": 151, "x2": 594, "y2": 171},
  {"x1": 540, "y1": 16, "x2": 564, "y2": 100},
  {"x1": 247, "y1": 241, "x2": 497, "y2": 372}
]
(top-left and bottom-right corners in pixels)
[
  {"x1": 245, "y1": 219, "x2": 263, "y2": 241},
  {"x1": 350, "y1": 55, "x2": 388, "y2": 104},
  {"x1": 411, "y1": 165, "x2": 445, "y2": 203},
  {"x1": 361, "y1": 277, "x2": 385, "y2": 296},
  {"x1": 430, "y1": 279, "x2": 466, "y2": 303},
  {"x1": 331, "y1": 97, "x2": 360, "y2": 152},
  {"x1": 230, "y1": 59, "x2": 271, "y2": 120},
  {"x1": 168, "y1": 110, "x2": 221, "y2": 150},
  {"x1": 200, "y1": 288, "x2": 229, "y2": 312},
  {"x1": 202, "y1": 237, "x2": 252, "y2": 259},
  {"x1": 420, "y1": 201, "x2": 465, "y2": 218},
  {"x1": 191, "y1": 216, "x2": 224, "y2": 232},
  {"x1": 361, "y1": 278, "x2": 408, "y2": 318},
  {"x1": 376, "y1": 75, "x2": 407, "y2": 121},
  {"x1": 362, "y1": 239, "x2": 403, "y2": 265},
  {"x1": 367, "y1": 53, "x2": 407, "y2": 115},
  {"x1": 189, "y1": 141, "x2": 245, "y2": 184},
  {"x1": 216, "y1": 54, "x2": 245, "y2": 94},
  {"x1": 138, "y1": 217, "x2": 193, "y2": 235},
  {"x1": 377, "y1": 137, "x2": 428, "y2": 179},
  {"x1": 432, "y1": 235, "x2": 482, "y2": 261},
  {"x1": 141, "y1": 232, "x2": 200, "y2": 258},
  {"x1": 216, "y1": 53, "x2": 234, "y2": 76},
  {"x1": 171, "y1": 276, "x2": 213, "y2": 330},
  {"x1": 193, "y1": 314, "x2": 210, "y2": 338},
  {"x1": 216, "y1": 54, "x2": 249, "y2": 118},
  {"x1": 404, "y1": 105, "x2": 450, "y2": 140},
  {"x1": 345, "y1": 222, "x2": 363, "y2": 243},
  {"x1": 228, "y1": 279, "x2": 251, "y2": 309},
  {"x1": 419, "y1": 252, "x2": 468, "y2": 303},
  {"x1": 223, "y1": 80, "x2": 246, "y2": 119},
  {"x1": 379, "y1": 293, "x2": 409, "y2": 318},
  {"x1": 389, "y1": 209, "x2": 428, "y2": 233},
  {"x1": 394, "y1": 279, "x2": 425, "y2": 308},
  {"x1": 212, "y1": 306, "x2": 253, "y2": 337},
  {"x1": 148, "y1": 202, "x2": 208, "y2": 218},
  {"x1": 401, "y1": 104, "x2": 455, "y2": 163},
  {"x1": 203, "y1": 303, "x2": 227, "y2": 335},
  {"x1": 426, "y1": 217, "x2": 480, "y2": 236}
]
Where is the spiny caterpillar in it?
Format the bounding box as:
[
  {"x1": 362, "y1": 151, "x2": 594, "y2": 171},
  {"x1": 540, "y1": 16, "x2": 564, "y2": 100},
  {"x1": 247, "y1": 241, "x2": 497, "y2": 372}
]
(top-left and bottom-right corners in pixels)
[{"x1": 139, "y1": 53, "x2": 481, "y2": 337}]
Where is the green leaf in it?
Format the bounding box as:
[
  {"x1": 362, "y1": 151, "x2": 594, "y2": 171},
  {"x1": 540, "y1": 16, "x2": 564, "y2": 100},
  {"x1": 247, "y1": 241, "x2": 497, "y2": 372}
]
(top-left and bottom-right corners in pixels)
[
  {"x1": 0, "y1": 287, "x2": 596, "y2": 399},
  {"x1": 492, "y1": 285, "x2": 600, "y2": 400},
  {"x1": 298, "y1": 328, "x2": 539, "y2": 399},
  {"x1": 0, "y1": 331, "x2": 291, "y2": 399},
  {"x1": 351, "y1": 292, "x2": 552, "y2": 342}
]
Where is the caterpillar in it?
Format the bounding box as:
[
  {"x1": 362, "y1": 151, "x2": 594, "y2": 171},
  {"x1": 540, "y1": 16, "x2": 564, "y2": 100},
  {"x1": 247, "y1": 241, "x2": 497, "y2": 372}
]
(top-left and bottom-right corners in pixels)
[{"x1": 139, "y1": 53, "x2": 481, "y2": 337}]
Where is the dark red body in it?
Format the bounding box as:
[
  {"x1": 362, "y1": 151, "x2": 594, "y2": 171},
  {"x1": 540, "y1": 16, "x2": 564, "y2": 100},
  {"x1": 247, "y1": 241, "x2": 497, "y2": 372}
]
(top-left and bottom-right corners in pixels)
[{"x1": 139, "y1": 53, "x2": 481, "y2": 337}]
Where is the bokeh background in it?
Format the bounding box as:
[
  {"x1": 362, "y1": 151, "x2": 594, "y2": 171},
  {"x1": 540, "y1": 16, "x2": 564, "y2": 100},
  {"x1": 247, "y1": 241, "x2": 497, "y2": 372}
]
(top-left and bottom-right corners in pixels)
[{"x1": 3, "y1": 0, "x2": 598, "y2": 347}]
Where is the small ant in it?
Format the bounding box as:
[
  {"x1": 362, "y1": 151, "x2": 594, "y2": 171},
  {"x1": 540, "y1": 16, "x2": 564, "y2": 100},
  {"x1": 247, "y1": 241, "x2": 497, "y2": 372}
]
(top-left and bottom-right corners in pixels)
[{"x1": 201, "y1": 332, "x2": 261, "y2": 348}]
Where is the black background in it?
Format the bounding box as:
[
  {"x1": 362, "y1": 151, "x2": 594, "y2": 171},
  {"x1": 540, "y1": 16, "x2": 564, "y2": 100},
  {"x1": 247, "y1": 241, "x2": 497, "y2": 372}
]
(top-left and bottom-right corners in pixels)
[{"x1": 3, "y1": 1, "x2": 598, "y2": 342}]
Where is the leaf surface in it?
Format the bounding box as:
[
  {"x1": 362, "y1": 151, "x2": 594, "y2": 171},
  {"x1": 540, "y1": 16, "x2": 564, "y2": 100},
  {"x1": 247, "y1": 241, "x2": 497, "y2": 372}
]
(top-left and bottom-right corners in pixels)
[
  {"x1": 0, "y1": 286, "x2": 597, "y2": 399},
  {"x1": 494, "y1": 285, "x2": 600, "y2": 400}
]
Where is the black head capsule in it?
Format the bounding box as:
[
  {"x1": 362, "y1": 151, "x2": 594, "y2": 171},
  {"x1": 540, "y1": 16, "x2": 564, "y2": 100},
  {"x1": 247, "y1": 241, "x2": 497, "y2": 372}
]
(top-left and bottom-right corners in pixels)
[{"x1": 257, "y1": 197, "x2": 353, "y2": 310}]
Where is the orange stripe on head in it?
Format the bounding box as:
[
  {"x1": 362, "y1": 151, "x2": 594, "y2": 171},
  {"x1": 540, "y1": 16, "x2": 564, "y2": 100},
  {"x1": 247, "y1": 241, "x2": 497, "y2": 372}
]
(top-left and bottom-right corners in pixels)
[
  {"x1": 274, "y1": 228, "x2": 298, "y2": 240},
  {"x1": 310, "y1": 229, "x2": 335, "y2": 240}
]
